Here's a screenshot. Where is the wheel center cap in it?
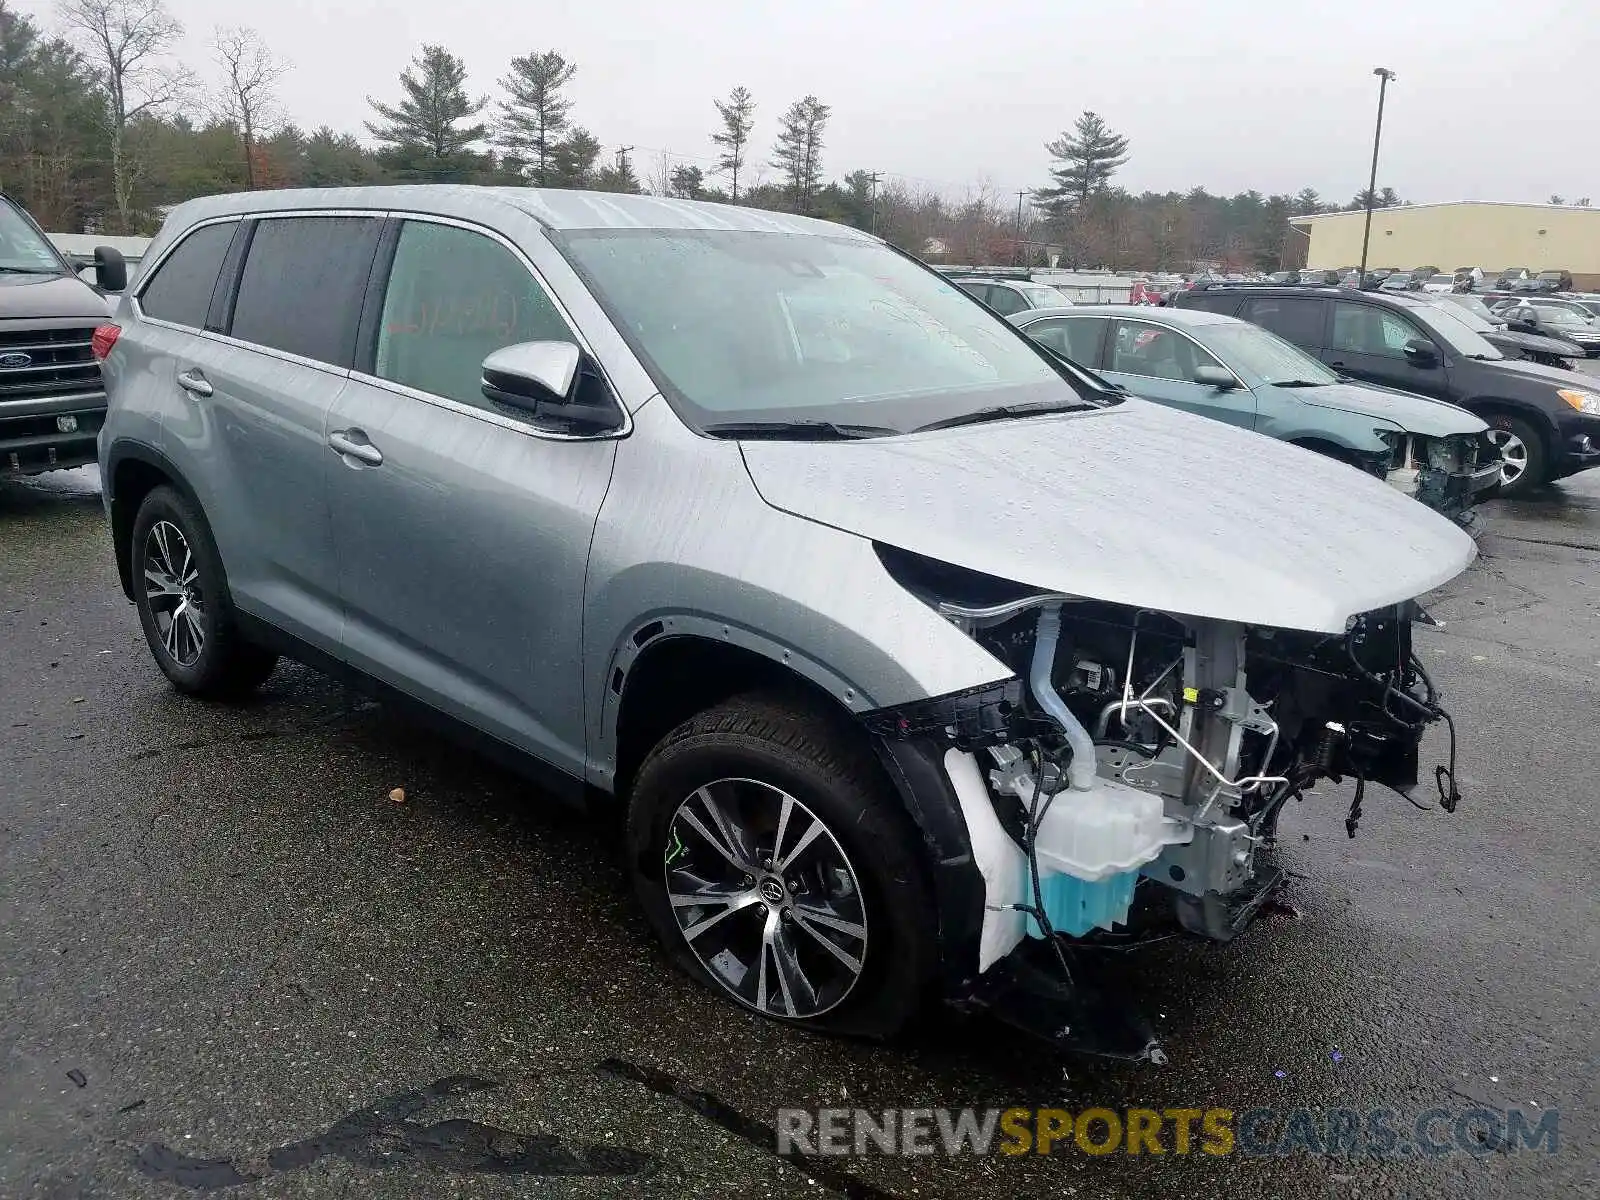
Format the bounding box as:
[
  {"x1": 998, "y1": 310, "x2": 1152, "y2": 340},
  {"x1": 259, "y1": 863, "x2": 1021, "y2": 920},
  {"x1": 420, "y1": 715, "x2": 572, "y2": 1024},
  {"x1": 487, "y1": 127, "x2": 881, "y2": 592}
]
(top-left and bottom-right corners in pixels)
[{"x1": 759, "y1": 878, "x2": 786, "y2": 905}]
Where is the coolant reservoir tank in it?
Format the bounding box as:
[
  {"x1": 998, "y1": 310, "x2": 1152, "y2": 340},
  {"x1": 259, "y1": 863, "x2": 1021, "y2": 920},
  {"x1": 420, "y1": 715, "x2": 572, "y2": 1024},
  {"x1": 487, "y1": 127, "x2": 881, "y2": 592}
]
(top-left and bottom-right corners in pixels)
[{"x1": 1031, "y1": 778, "x2": 1191, "y2": 883}]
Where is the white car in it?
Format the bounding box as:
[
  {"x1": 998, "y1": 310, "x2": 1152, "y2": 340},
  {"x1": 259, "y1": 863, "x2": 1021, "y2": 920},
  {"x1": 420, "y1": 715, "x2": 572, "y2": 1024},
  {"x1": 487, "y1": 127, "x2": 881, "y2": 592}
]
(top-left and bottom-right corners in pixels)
[{"x1": 1420, "y1": 274, "x2": 1457, "y2": 294}]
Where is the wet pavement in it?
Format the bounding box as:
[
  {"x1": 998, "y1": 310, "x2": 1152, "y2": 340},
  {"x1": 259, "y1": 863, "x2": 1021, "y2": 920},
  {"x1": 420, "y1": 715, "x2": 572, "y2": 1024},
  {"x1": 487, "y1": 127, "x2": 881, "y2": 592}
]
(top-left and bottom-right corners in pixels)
[{"x1": 2, "y1": 464, "x2": 1597, "y2": 1199}]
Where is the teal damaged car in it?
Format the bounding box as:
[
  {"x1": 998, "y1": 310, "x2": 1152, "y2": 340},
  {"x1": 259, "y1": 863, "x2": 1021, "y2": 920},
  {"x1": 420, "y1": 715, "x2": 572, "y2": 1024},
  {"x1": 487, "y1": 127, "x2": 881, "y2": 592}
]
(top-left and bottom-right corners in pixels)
[{"x1": 1011, "y1": 304, "x2": 1501, "y2": 522}]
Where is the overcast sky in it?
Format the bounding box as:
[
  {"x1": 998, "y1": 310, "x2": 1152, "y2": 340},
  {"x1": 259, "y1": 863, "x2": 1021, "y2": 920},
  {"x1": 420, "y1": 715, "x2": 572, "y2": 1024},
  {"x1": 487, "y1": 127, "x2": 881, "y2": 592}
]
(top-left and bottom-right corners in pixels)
[{"x1": 25, "y1": 0, "x2": 1600, "y2": 204}]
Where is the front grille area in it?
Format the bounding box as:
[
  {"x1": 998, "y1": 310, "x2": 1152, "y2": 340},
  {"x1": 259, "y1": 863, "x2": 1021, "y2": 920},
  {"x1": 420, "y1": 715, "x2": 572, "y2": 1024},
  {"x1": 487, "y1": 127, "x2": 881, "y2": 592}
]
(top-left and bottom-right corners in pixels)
[{"x1": 0, "y1": 326, "x2": 102, "y2": 402}]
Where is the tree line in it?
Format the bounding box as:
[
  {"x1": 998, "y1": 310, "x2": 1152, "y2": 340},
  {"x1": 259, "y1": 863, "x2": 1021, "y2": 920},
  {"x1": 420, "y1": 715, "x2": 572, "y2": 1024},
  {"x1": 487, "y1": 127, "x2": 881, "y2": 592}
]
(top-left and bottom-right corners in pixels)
[{"x1": 5, "y1": 0, "x2": 1566, "y2": 274}]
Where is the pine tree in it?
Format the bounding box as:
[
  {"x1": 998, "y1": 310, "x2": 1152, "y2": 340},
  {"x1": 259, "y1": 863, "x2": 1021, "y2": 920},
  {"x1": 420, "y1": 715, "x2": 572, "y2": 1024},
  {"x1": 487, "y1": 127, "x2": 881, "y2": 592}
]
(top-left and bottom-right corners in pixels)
[
  {"x1": 669, "y1": 163, "x2": 704, "y2": 199},
  {"x1": 549, "y1": 126, "x2": 600, "y2": 188},
  {"x1": 711, "y1": 85, "x2": 754, "y2": 203},
  {"x1": 495, "y1": 50, "x2": 575, "y2": 186},
  {"x1": 1034, "y1": 111, "x2": 1130, "y2": 220},
  {"x1": 592, "y1": 145, "x2": 640, "y2": 194},
  {"x1": 771, "y1": 94, "x2": 828, "y2": 214},
  {"x1": 364, "y1": 44, "x2": 486, "y2": 181}
]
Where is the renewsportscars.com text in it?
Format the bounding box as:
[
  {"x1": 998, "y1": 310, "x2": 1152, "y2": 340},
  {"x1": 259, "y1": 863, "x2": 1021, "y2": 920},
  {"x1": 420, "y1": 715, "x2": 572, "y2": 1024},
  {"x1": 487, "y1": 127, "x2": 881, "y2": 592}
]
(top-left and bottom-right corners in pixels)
[{"x1": 776, "y1": 1105, "x2": 1559, "y2": 1158}]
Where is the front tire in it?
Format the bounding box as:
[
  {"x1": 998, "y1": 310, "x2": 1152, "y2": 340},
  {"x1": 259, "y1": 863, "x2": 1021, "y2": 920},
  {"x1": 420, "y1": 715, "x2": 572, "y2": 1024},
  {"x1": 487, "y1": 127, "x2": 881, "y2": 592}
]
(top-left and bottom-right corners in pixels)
[
  {"x1": 130, "y1": 485, "x2": 277, "y2": 698},
  {"x1": 1486, "y1": 415, "x2": 1546, "y2": 496},
  {"x1": 625, "y1": 693, "x2": 937, "y2": 1037}
]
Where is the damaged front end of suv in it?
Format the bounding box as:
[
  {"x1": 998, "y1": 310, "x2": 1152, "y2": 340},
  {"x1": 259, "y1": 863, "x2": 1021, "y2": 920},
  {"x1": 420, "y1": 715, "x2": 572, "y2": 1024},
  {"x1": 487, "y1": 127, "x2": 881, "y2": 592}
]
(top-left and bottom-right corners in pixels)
[{"x1": 862, "y1": 547, "x2": 1464, "y2": 1063}]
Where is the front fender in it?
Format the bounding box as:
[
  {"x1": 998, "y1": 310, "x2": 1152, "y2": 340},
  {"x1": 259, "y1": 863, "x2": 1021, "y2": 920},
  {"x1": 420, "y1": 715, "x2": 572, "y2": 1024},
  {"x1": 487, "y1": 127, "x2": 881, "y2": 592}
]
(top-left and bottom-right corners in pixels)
[
  {"x1": 1259, "y1": 402, "x2": 1398, "y2": 455},
  {"x1": 581, "y1": 399, "x2": 1009, "y2": 788}
]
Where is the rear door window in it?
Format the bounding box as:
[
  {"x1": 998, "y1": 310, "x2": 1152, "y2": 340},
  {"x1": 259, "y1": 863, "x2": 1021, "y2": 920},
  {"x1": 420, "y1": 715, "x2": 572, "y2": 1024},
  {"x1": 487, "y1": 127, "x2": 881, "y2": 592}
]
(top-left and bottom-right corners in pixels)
[
  {"x1": 1180, "y1": 291, "x2": 1243, "y2": 316},
  {"x1": 1024, "y1": 316, "x2": 1107, "y2": 367},
  {"x1": 228, "y1": 216, "x2": 383, "y2": 367},
  {"x1": 1238, "y1": 296, "x2": 1325, "y2": 349},
  {"x1": 984, "y1": 285, "x2": 1029, "y2": 316},
  {"x1": 138, "y1": 222, "x2": 237, "y2": 329},
  {"x1": 371, "y1": 220, "x2": 577, "y2": 413}
]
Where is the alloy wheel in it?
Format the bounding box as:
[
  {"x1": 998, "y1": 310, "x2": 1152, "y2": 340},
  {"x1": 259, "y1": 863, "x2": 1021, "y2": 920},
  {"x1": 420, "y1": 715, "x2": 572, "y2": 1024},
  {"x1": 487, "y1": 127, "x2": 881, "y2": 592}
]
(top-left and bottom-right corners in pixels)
[
  {"x1": 142, "y1": 520, "x2": 207, "y2": 666},
  {"x1": 663, "y1": 778, "x2": 868, "y2": 1019},
  {"x1": 1486, "y1": 428, "x2": 1528, "y2": 488}
]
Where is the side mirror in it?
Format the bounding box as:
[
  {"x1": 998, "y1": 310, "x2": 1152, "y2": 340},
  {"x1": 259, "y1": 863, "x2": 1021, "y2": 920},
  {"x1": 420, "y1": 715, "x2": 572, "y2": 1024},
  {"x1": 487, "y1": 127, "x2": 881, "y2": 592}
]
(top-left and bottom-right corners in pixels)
[
  {"x1": 1402, "y1": 338, "x2": 1439, "y2": 368},
  {"x1": 1193, "y1": 364, "x2": 1240, "y2": 390},
  {"x1": 481, "y1": 341, "x2": 622, "y2": 431},
  {"x1": 93, "y1": 246, "x2": 127, "y2": 294}
]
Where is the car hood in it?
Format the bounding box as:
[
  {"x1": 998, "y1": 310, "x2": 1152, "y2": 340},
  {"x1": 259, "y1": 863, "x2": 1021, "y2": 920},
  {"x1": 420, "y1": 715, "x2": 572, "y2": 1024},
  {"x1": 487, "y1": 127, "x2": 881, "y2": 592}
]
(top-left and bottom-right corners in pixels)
[
  {"x1": 1480, "y1": 329, "x2": 1585, "y2": 356},
  {"x1": 1295, "y1": 380, "x2": 1485, "y2": 436},
  {"x1": 1472, "y1": 354, "x2": 1600, "y2": 390},
  {"x1": 0, "y1": 272, "x2": 109, "y2": 320},
  {"x1": 739, "y1": 399, "x2": 1475, "y2": 635}
]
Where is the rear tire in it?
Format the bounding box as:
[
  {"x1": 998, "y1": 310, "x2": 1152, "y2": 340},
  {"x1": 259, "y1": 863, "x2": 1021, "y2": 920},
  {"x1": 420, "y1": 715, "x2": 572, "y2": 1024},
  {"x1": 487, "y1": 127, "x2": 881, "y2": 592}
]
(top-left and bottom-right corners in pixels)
[
  {"x1": 1486, "y1": 414, "x2": 1546, "y2": 497},
  {"x1": 625, "y1": 693, "x2": 937, "y2": 1037},
  {"x1": 130, "y1": 485, "x2": 277, "y2": 698}
]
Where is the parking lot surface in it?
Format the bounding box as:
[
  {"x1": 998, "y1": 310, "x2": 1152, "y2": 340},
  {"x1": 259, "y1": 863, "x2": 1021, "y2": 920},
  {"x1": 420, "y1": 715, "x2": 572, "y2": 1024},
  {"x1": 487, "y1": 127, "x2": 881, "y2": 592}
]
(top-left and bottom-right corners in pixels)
[{"x1": 2, "y1": 461, "x2": 1597, "y2": 1199}]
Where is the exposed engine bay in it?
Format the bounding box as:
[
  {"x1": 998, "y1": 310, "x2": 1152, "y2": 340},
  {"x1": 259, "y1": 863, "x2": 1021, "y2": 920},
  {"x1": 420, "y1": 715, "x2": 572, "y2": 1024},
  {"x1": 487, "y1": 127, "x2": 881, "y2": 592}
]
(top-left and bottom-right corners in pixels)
[{"x1": 868, "y1": 546, "x2": 1464, "y2": 969}]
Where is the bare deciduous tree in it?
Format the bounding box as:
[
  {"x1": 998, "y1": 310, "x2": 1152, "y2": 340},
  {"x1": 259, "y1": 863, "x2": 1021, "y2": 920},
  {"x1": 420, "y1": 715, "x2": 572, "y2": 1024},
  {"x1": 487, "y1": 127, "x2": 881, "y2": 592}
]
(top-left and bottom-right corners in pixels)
[
  {"x1": 58, "y1": 0, "x2": 190, "y2": 230},
  {"x1": 213, "y1": 26, "x2": 287, "y2": 189}
]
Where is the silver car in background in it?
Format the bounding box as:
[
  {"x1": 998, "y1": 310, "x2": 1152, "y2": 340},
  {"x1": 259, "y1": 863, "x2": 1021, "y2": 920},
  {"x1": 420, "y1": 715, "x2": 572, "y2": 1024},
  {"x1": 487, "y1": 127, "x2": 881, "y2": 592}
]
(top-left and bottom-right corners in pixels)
[{"x1": 96, "y1": 188, "x2": 1473, "y2": 1059}]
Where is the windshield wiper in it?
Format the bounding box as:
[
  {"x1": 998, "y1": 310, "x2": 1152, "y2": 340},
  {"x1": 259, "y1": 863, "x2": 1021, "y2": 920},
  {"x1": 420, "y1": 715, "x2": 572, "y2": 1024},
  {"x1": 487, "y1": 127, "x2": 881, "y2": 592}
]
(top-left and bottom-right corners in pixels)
[
  {"x1": 0, "y1": 264, "x2": 63, "y2": 275},
  {"x1": 702, "y1": 419, "x2": 899, "y2": 440},
  {"x1": 912, "y1": 399, "x2": 1094, "y2": 434},
  {"x1": 1271, "y1": 379, "x2": 1327, "y2": 388}
]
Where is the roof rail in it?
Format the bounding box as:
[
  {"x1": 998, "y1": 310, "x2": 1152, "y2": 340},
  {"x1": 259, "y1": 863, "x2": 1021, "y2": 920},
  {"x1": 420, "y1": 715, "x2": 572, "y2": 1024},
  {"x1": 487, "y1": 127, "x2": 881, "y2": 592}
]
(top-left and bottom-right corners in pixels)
[
  {"x1": 1195, "y1": 280, "x2": 1330, "y2": 291},
  {"x1": 938, "y1": 267, "x2": 1037, "y2": 281}
]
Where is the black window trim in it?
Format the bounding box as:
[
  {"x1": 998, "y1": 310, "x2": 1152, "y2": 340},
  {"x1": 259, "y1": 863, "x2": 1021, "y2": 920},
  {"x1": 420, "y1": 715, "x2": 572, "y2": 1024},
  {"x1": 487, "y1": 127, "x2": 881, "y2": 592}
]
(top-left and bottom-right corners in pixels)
[
  {"x1": 346, "y1": 210, "x2": 632, "y2": 444},
  {"x1": 133, "y1": 207, "x2": 391, "y2": 379}
]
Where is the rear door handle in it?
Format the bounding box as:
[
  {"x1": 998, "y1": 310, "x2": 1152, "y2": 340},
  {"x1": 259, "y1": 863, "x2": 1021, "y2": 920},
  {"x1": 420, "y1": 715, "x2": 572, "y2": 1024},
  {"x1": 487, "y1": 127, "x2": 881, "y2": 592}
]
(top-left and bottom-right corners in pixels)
[
  {"x1": 176, "y1": 368, "x2": 212, "y2": 398},
  {"x1": 328, "y1": 428, "x2": 383, "y2": 466}
]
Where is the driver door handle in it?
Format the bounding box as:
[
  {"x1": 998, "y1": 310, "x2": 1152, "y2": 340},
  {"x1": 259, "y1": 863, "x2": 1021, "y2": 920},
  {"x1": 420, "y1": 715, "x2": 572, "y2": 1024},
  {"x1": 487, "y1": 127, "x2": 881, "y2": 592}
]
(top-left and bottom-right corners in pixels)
[
  {"x1": 328, "y1": 428, "x2": 383, "y2": 466},
  {"x1": 176, "y1": 368, "x2": 212, "y2": 398}
]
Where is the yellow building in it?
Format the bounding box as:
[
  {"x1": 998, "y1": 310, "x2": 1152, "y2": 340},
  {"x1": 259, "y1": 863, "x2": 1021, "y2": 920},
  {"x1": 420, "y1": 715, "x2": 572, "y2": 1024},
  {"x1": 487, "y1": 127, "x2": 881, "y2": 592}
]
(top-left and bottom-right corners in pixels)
[{"x1": 1290, "y1": 202, "x2": 1600, "y2": 289}]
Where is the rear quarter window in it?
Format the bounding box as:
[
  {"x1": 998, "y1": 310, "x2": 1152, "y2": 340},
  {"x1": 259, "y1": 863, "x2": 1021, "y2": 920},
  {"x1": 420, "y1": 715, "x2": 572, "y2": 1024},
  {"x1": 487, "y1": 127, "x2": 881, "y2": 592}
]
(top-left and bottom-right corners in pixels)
[{"x1": 137, "y1": 222, "x2": 237, "y2": 329}]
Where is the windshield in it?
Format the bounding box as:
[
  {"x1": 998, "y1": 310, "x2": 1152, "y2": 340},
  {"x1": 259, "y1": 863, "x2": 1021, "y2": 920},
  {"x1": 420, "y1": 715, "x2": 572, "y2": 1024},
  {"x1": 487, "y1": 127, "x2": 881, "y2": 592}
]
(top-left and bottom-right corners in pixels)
[
  {"x1": 1408, "y1": 303, "x2": 1504, "y2": 359},
  {"x1": 0, "y1": 198, "x2": 66, "y2": 274},
  {"x1": 1202, "y1": 323, "x2": 1338, "y2": 385},
  {"x1": 1427, "y1": 275, "x2": 1453, "y2": 286},
  {"x1": 1533, "y1": 305, "x2": 1588, "y2": 328},
  {"x1": 558, "y1": 229, "x2": 1093, "y2": 433},
  {"x1": 1438, "y1": 295, "x2": 1499, "y2": 328},
  {"x1": 1019, "y1": 284, "x2": 1069, "y2": 308}
]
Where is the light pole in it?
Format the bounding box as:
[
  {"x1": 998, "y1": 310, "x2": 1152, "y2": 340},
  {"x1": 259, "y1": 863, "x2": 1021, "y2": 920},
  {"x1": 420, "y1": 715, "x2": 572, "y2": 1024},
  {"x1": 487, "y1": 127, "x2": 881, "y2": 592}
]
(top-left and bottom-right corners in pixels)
[
  {"x1": 1358, "y1": 67, "x2": 1396, "y2": 279},
  {"x1": 1014, "y1": 190, "x2": 1027, "y2": 266}
]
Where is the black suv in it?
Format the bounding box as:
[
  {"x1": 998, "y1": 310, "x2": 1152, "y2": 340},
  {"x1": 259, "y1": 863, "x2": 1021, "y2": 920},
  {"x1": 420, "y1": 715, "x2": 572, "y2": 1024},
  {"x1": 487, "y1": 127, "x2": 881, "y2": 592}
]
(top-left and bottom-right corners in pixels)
[
  {"x1": 0, "y1": 192, "x2": 127, "y2": 475},
  {"x1": 1173, "y1": 284, "x2": 1600, "y2": 494}
]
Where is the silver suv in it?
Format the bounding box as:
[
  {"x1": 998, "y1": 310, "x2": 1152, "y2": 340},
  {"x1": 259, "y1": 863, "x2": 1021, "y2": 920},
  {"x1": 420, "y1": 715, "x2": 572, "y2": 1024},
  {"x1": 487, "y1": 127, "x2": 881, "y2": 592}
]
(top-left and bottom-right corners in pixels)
[{"x1": 98, "y1": 188, "x2": 1474, "y2": 1055}]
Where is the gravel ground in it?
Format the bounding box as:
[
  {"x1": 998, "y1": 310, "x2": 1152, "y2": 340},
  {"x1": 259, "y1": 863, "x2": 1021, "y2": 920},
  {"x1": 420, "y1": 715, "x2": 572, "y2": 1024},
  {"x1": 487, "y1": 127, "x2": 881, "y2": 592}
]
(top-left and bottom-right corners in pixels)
[{"x1": 1, "y1": 464, "x2": 1596, "y2": 1199}]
